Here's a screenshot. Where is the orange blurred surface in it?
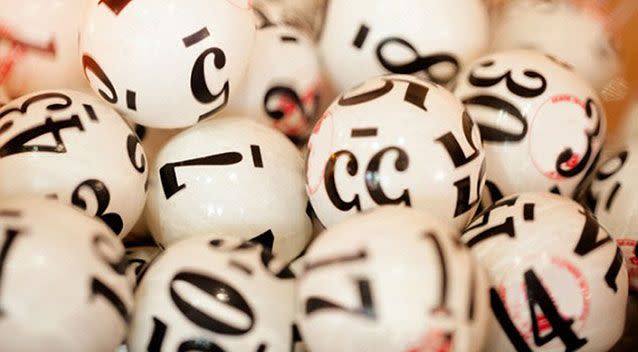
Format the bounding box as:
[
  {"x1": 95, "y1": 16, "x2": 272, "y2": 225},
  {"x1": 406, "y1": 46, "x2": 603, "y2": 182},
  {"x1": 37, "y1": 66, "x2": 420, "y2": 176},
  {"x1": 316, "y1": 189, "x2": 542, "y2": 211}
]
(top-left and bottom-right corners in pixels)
[
  {"x1": 601, "y1": 0, "x2": 638, "y2": 132},
  {"x1": 486, "y1": 0, "x2": 638, "y2": 133}
]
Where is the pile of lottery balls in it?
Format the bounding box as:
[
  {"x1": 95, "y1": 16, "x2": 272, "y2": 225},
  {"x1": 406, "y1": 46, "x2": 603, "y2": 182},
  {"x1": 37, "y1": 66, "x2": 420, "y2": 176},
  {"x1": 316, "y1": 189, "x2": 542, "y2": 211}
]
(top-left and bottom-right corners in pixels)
[{"x1": 0, "y1": 0, "x2": 635, "y2": 351}]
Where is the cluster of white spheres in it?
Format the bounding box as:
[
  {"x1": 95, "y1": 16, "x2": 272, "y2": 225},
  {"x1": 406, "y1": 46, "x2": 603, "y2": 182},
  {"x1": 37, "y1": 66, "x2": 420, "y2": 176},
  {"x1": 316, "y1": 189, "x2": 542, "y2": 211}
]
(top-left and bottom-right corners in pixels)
[{"x1": 0, "y1": 0, "x2": 634, "y2": 351}]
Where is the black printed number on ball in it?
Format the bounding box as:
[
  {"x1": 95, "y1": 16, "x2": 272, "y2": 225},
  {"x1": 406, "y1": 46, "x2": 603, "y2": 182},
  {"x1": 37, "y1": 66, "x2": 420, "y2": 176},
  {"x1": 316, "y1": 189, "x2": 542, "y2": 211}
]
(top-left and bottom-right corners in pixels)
[
  {"x1": 146, "y1": 272, "x2": 272, "y2": 352},
  {"x1": 351, "y1": 24, "x2": 459, "y2": 85},
  {"x1": 82, "y1": 55, "x2": 139, "y2": 112},
  {"x1": 89, "y1": 233, "x2": 130, "y2": 322},
  {"x1": 583, "y1": 150, "x2": 628, "y2": 212},
  {"x1": 574, "y1": 210, "x2": 624, "y2": 293},
  {"x1": 0, "y1": 93, "x2": 82, "y2": 158},
  {"x1": 436, "y1": 111, "x2": 484, "y2": 217},
  {"x1": 126, "y1": 134, "x2": 146, "y2": 173},
  {"x1": 160, "y1": 146, "x2": 263, "y2": 199},
  {"x1": 462, "y1": 197, "x2": 535, "y2": 247},
  {"x1": 182, "y1": 27, "x2": 230, "y2": 121},
  {"x1": 338, "y1": 77, "x2": 429, "y2": 112},
  {"x1": 462, "y1": 61, "x2": 547, "y2": 142},
  {"x1": 170, "y1": 272, "x2": 254, "y2": 335},
  {"x1": 554, "y1": 99, "x2": 602, "y2": 178},
  {"x1": 0, "y1": 228, "x2": 23, "y2": 316},
  {"x1": 324, "y1": 147, "x2": 411, "y2": 212},
  {"x1": 71, "y1": 179, "x2": 124, "y2": 235},
  {"x1": 0, "y1": 92, "x2": 72, "y2": 119},
  {"x1": 0, "y1": 115, "x2": 84, "y2": 158},
  {"x1": 304, "y1": 250, "x2": 376, "y2": 320},
  {"x1": 491, "y1": 269, "x2": 588, "y2": 352},
  {"x1": 264, "y1": 86, "x2": 319, "y2": 124}
]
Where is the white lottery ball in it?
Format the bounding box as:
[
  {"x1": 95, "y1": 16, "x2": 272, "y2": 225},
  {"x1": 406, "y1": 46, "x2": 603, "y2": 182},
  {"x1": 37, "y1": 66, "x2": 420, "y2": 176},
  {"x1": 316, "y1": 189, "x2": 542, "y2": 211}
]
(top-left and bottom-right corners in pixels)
[
  {"x1": 128, "y1": 236, "x2": 297, "y2": 352},
  {"x1": 319, "y1": 0, "x2": 489, "y2": 93},
  {"x1": 491, "y1": 0, "x2": 620, "y2": 91},
  {"x1": 0, "y1": 90, "x2": 148, "y2": 237},
  {"x1": 80, "y1": 0, "x2": 256, "y2": 128},
  {"x1": 462, "y1": 192, "x2": 627, "y2": 352},
  {"x1": 226, "y1": 25, "x2": 321, "y2": 143},
  {"x1": 306, "y1": 74, "x2": 486, "y2": 230},
  {"x1": 454, "y1": 50, "x2": 606, "y2": 206},
  {"x1": 147, "y1": 117, "x2": 312, "y2": 263},
  {"x1": 298, "y1": 206, "x2": 489, "y2": 352},
  {"x1": 0, "y1": 0, "x2": 91, "y2": 98},
  {"x1": 0, "y1": 197, "x2": 133, "y2": 352},
  {"x1": 583, "y1": 142, "x2": 638, "y2": 291}
]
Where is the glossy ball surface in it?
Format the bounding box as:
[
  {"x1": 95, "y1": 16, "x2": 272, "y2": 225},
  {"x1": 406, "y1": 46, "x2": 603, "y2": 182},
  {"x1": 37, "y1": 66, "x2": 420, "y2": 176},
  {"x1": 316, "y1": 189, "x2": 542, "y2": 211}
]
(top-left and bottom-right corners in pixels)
[
  {"x1": 462, "y1": 192, "x2": 627, "y2": 352},
  {"x1": 298, "y1": 206, "x2": 490, "y2": 352},
  {"x1": 0, "y1": 90, "x2": 148, "y2": 237},
  {"x1": 306, "y1": 74, "x2": 486, "y2": 230},
  {"x1": 80, "y1": 0, "x2": 256, "y2": 128},
  {"x1": 226, "y1": 24, "x2": 321, "y2": 143},
  {"x1": 0, "y1": 197, "x2": 133, "y2": 352},
  {"x1": 147, "y1": 117, "x2": 312, "y2": 263},
  {"x1": 319, "y1": 0, "x2": 489, "y2": 93},
  {"x1": 128, "y1": 236, "x2": 297, "y2": 352},
  {"x1": 454, "y1": 50, "x2": 605, "y2": 206}
]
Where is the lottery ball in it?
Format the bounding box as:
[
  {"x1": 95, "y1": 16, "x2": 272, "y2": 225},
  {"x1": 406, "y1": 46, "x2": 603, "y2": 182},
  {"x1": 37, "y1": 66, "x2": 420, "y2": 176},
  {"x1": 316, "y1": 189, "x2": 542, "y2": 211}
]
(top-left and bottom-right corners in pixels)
[
  {"x1": 125, "y1": 241, "x2": 162, "y2": 284},
  {"x1": 297, "y1": 206, "x2": 490, "y2": 352},
  {"x1": 0, "y1": 90, "x2": 148, "y2": 237},
  {"x1": 319, "y1": 0, "x2": 490, "y2": 93},
  {"x1": 128, "y1": 236, "x2": 297, "y2": 352},
  {"x1": 0, "y1": 0, "x2": 91, "y2": 98},
  {"x1": 80, "y1": 0, "x2": 256, "y2": 128},
  {"x1": 462, "y1": 192, "x2": 627, "y2": 352},
  {"x1": 306, "y1": 74, "x2": 486, "y2": 230},
  {"x1": 582, "y1": 142, "x2": 638, "y2": 291},
  {"x1": 0, "y1": 197, "x2": 133, "y2": 352},
  {"x1": 146, "y1": 117, "x2": 312, "y2": 263},
  {"x1": 491, "y1": 0, "x2": 619, "y2": 91},
  {"x1": 225, "y1": 24, "x2": 322, "y2": 144},
  {"x1": 454, "y1": 50, "x2": 606, "y2": 206}
]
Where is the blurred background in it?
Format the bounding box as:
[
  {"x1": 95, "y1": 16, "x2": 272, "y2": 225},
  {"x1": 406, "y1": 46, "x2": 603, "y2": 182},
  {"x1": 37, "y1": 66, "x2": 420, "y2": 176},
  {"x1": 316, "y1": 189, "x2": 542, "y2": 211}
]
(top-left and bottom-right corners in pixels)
[{"x1": 486, "y1": 0, "x2": 638, "y2": 134}]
